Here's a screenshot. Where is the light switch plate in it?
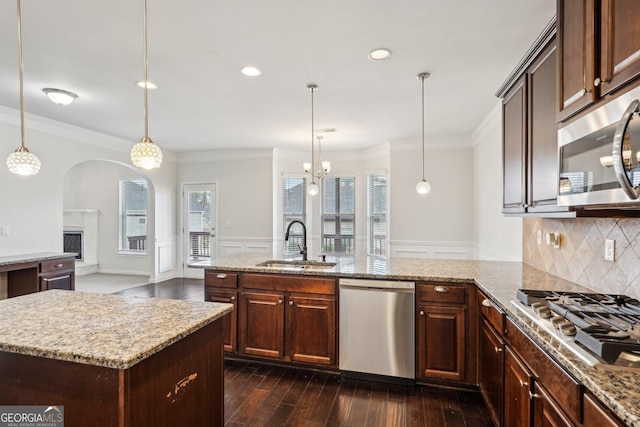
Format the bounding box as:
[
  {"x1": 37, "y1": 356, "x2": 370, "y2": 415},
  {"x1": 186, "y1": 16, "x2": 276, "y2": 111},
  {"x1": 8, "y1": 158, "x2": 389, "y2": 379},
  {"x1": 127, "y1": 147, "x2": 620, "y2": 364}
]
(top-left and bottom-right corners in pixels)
[
  {"x1": 605, "y1": 239, "x2": 615, "y2": 261},
  {"x1": 0, "y1": 226, "x2": 9, "y2": 236}
]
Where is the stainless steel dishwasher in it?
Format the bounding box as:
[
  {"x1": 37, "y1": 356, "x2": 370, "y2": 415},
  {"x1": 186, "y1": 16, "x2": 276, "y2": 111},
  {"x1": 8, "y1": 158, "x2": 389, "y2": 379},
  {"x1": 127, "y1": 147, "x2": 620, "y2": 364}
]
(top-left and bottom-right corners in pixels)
[{"x1": 339, "y1": 278, "x2": 415, "y2": 381}]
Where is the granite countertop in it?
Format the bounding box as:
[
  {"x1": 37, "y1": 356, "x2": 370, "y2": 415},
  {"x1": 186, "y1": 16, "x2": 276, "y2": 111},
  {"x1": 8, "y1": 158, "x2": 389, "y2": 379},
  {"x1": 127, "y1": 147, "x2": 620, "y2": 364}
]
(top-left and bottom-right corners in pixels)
[
  {"x1": 204, "y1": 253, "x2": 640, "y2": 426},
  {"x1": 0, "y1": 252, "x2": 76, "y2": 267},
  {"x1": 0, "y1": 290, "x2": 233, "y2": 369}
]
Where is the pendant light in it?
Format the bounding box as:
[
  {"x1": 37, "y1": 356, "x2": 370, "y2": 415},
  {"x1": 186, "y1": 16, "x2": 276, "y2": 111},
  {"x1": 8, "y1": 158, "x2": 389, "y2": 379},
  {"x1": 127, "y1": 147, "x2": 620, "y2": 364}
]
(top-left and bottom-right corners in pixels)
[
  {"x1": 6, "y1": 0, "x2": 41, "y2": 176},
  {"x1": 416, "y1": 72, "x2": 431, "y2": 195},
  {"x1": 306, "y1": 84, "x2": 320, "y2": 196},
  {"x1": 130, "y1": 0, "x2": 163, "y2": 170}
]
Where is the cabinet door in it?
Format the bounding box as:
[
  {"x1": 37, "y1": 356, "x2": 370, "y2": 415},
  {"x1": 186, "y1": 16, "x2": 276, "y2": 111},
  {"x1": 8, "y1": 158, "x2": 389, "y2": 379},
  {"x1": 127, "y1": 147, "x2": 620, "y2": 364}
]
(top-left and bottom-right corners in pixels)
[
  {"x1": 478, "y1": 320, "x2": 504, "y2": 427},
  {"x1": 239, "y1": 292, "x2": 284, "y2": 359},
  {"x1": 532, "y1": 382, "x2": 575, "y2": 427},
  {"x1": 286, "y1": 295, "x2": 336, "y2": 366},
  {"x1": 502, "y1": 77, "x2": 527, "y2": 214},
  {"x1": 417, "y1": 305, "x2": 465, "y2": 381},
  {"x1": 583, "y1": 392, "x2": 624, "y2": 427},
  {"x1": 599, "y1": 0, "x2": 640, "y2": 96},
  {"x1": 504, "y1": 347, "x2": 533, "y2": 427},
  {"x1": 40, "y1": 272, "x2": 74, "y2": 291},
  {"x1": 557, "y1": 0, "x2": 597, "y2": 121},
  {"x1": 528, "y1": 38, "x2": 563, "y2": 212},
  {"x1": 206, "y1": 290, "x2": 238, "y2": 353}
]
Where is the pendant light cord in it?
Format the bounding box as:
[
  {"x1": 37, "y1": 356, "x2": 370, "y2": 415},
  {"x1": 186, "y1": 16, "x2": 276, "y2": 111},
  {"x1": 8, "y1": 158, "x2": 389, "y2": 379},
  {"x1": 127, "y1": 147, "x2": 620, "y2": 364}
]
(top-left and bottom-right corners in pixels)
[
  {"x1": 16, "y1": 0, "x2": 25, "y2": 149},
  {"x1": 143, "y1": 0, "x2": 149, "y2": 139},
  {"x1": 421, "y1": 75, "x2": 426, "y2": 181},
  {"x1": 309, "y1": 85, "x2": 317, "y2": 184}
]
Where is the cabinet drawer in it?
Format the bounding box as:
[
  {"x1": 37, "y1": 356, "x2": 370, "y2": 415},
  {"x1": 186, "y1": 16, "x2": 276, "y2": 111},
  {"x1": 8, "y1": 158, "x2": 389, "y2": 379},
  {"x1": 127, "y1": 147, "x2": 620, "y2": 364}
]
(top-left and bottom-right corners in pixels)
[
  {"x1": 241, "y1": 273, "x2": 336, "y2": 295},
  {"x1": 205, "y1": 271, "x2": 238, "y2": 289},
  {"x1": 506, "y1": 318, "x2": 581, "y2": 423},
  {"x1": 478, "y1": 290, "x2": 505, "y2": 333},
  {"x1": 419, "y1": 283, "x2": 466, "y2": 304},
  {"x1": 40, "y1": 259, "x2": 74, "y2": 273}
]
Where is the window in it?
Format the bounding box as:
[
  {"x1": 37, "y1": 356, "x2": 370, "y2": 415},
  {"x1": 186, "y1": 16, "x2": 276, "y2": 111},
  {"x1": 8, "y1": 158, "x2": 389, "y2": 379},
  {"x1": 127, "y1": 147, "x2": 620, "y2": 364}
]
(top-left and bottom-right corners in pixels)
[
  {"x1": 119, "y1": 178, "x2": 148, "y2": 253},
  {"x1": 367, "y1": 172, "x2": 387, "y2": 256},
  {"x1": 321, "y1": 176, "x2": 355, "y2": 254},
  {"x1": 283, "y1": 176, "x2": 307, "y2": 256}
]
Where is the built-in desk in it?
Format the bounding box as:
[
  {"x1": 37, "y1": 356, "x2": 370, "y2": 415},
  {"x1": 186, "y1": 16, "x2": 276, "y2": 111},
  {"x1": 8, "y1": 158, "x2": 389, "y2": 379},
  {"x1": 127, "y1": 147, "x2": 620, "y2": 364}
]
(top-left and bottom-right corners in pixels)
[{"x1": 0, "y1": 252, "x2": 76, "y2": 298}]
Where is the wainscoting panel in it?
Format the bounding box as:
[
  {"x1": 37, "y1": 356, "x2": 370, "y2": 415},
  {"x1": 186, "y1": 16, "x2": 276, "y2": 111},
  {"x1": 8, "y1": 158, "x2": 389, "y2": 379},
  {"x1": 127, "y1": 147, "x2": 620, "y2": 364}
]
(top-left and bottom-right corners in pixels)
[{"x1": 389, "y1": 241, "x2": 474, "y2": 260}]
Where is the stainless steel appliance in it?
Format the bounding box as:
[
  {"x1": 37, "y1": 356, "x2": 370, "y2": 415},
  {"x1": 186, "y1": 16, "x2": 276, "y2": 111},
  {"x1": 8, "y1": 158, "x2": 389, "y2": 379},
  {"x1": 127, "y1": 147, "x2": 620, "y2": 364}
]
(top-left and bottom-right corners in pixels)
[
  {"x1": 339, "y1": 278, "x2": 415, "y2": 381},
  {"x1": 512, "y1": 289, "x2": 640, "y2": 369},
  {"x1": 558, "y1": 84, "x2": 640, "y2": 208}
]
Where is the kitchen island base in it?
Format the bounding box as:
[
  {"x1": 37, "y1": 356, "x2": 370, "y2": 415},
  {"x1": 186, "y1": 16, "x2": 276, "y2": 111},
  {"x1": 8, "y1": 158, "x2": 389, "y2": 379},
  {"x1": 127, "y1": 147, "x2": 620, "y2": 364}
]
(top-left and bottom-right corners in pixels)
[{"x1": 0, "y1": 320, "x2": 224, "y2": 427}]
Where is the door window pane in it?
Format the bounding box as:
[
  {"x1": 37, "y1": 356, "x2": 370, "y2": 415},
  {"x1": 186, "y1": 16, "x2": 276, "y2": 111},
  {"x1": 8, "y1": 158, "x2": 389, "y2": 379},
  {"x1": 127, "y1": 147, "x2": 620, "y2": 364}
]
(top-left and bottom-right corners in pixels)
[
  {"x1": 321, "y1": 176, "x2": 355, "y2": 254},
  {"x1": 119, "y1": 178, "x2": 148, "y2": 253},
  {"x1": 283, "y1": 176, "x2": 306, "y2": 256}
]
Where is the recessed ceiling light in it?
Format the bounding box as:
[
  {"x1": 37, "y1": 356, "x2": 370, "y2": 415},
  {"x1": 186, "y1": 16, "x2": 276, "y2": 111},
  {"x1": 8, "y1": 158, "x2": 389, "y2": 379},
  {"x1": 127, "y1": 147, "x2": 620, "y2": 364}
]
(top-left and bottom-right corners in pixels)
[
  {"x1": 42, "y1": 88, "x2": 78, "y2": 105},
  {"x1": 240, "y1": 66, "x2": 261, "y2": 77},
  {"x1": 136, "y1": 81, "x2": 157, "y2": 89},
  {"x1": 368, "y1": 48, "x2": 391, "y2": 61}
]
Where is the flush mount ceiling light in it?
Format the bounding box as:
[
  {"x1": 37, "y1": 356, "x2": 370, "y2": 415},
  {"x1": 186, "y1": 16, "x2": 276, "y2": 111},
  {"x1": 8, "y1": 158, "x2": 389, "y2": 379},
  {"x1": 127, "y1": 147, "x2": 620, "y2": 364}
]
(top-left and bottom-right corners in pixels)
[
  {"x1": 42, "y1": 88, "x2": 78, "y2": 105},
  {"x1": 416, "y1": 72, "x2": 431, "y2": 195},
  {"x1": 368, "y1": 48, "x2": 391, "y2": 61},
  {"x1": 240, "y1": 66, "x2": 261, "y2": 77},
  {"x1": 136, "y1": 81, "x2": 157, "y2": 89},
  {"x1": 6, "y1": 0, "x2": 41, "y2": 176},
  {"x1": 130, "y1": 0, "x2": 163, "y2": 170}
]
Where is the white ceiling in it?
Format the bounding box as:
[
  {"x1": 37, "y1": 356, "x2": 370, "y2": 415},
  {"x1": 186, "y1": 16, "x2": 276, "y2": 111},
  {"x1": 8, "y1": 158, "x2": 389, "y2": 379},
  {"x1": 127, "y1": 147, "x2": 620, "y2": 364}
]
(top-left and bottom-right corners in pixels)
[{"x1": 0, "y1": 0, "x2": 555, "y2": 154}]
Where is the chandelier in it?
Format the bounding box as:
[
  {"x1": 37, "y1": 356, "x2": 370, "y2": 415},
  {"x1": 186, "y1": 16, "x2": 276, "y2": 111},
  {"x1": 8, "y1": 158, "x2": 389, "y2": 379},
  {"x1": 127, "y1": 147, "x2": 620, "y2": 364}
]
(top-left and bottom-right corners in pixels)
[{"x1": 303, "y1": 84, "x2": 330, "y2": 196}]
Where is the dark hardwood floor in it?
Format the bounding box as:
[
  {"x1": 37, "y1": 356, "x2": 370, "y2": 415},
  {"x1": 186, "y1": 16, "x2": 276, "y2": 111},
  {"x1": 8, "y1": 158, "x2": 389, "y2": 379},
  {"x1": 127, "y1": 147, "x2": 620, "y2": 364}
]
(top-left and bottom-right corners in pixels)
[{"x1": 116, "y1": 278, "x2": 494, "y2": 427}]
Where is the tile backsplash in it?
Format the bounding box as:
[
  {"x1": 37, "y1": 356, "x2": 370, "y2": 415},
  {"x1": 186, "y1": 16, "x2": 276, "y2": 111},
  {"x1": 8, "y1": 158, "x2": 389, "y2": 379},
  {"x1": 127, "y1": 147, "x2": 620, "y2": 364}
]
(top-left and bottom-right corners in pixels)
[{"x1": 523, "y1": 217, "x2": 640, "y2": 299}]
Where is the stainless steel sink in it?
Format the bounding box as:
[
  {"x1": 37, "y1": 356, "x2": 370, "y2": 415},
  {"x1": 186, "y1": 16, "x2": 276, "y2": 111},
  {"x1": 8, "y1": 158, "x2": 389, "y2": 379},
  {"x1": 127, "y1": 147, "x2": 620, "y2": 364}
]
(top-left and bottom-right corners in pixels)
[{"x1": 255, "y1": 260, "x2": 337, "y2": 270}]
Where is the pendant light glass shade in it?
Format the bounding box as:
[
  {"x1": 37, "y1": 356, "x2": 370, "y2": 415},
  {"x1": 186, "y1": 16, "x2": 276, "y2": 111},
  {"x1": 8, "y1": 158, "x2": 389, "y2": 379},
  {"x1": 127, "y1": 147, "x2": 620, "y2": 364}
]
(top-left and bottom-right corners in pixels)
[
  {"x1": 7, "y1": 0, "x2": 41, "y2": 176},
  {"x1": 7, "y1": 146, "x2": 41, "y2": 176},
  {"x1": 131, "y1": 136, "x2": 163, "y2": 169},
  {"x1": 416, "y1": 72, "x2": 430, "y2": 195},
  {"x1": 307, "y1": 182, "x2": 319, "y2": 196},
  {"x1": 131, "y1": 0, "x2": 162, "y2": 169}
]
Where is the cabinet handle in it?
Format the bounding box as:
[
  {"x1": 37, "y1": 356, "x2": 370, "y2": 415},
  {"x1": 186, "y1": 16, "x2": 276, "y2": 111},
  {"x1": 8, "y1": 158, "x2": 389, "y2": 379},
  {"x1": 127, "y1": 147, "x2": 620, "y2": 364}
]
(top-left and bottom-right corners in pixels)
[
  {"x1": 519, "y1": 379, "x2": 528, "y2": 387},
  {"x1": 482, "y1": 299, "x2": 493, "y2": 308},
  {"x1": 278, "y1": 299, "x2": 283, "y2": 305},
  {"x1": 289, "y1": 301, "x2": 294, "y2": 306},
  {"x1": 216, "y1": 273, "x2": 227, "y2": 279},
  {"x1": 56, "y1": 263, "x2": 63, "y2": 268},
  {"x1": 434, "y1": 286, "x2": 449, "y2": 293},
  {"x1": 494, "y1": 346, "x2": 502, "y2": 353},
  {"x1": 594, "y1": 77, "x2": 607, "y2": 87},
  {"x1": 528, "y1": 391, "x2": 540, "y2": 400},
  {"x1": 419, "y1": 310, "x2": 425, "y2": 316},
  {"x1": 230, "y1": 296, "x2": 236, "y2": 301}
]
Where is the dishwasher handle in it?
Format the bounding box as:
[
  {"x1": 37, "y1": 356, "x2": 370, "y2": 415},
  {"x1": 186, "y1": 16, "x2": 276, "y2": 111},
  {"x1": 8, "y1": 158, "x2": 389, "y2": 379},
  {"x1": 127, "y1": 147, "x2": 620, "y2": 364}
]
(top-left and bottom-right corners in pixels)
[{"x1": 339, "y1": 278, "x2": 415, "y2": 292}]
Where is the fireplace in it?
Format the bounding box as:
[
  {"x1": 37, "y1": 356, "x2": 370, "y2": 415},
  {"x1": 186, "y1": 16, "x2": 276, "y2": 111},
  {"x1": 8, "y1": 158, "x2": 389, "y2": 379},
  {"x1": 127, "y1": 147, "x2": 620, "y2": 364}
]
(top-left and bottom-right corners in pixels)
[{"x1": 64, "y1": 228, "x2": 83, "y2": 260}]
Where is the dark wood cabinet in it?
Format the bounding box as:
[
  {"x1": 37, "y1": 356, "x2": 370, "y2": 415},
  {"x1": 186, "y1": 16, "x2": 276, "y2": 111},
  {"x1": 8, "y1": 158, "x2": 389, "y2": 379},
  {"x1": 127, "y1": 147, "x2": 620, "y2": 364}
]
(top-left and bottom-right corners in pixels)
[
  {"x1": 40, "y1": 258, "x2": 75, "y2": 291},
  {"x1": 416, "y1": 282, "x2": 476, "y2": 384},
  {"x1": 239, "y1": 292, "x2": 285, "y2": 359},
  {"x1": 557, "y1": 0, "x2": 597, "y2": 120},
  {"x1": 206, "y1": 270, "x2": 337, "y2": 368},
  {"x1": 478, "y1": 319, "x2": 505, "y2": 426},
  {"x1": 583, "y1": 392, "x2": 625, "y2": 427},
  {"x1": 206, "y1": 290, "x2": 237, "y2": 353},
  {"x1": 558, "y1": 0, "x2": 640, "y2": 121},
  {"x1": 504, "y1": 346, "x2": 533, "y2": 427},
  {"x1": 533, "y1": 382, "x2": 575, "y2": 427},
  {"x1": 286, "y1": 294, "x2": 336, "y2": 366},
  {"x1": 500, "y1": 26, "x2": 566, "y2": 215}
]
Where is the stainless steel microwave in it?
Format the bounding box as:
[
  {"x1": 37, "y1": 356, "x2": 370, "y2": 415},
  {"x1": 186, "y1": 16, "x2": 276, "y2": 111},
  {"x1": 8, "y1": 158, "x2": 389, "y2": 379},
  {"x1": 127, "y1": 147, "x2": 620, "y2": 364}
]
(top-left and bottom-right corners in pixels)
[{"x1": 558, "y1": 85, "x2": 640, "y2": 208}]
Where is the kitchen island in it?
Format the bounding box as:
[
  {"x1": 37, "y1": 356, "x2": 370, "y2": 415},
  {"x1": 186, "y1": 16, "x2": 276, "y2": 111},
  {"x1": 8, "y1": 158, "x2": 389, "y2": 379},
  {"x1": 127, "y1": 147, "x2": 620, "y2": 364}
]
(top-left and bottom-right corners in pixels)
[
  {"x1": 0, "y1": 290, "x2": 233, "y2": 427},
  {"x1": 204, "y1": 253, "x2": 640, "y2": 427}
]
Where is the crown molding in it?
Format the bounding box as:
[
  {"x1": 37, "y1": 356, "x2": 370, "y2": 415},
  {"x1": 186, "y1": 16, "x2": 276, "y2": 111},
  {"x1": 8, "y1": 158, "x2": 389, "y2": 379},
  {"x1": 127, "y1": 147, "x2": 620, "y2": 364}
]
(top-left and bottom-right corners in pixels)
[{"x1": 472, "y1": 101, "x2": 501, "y2": 146}]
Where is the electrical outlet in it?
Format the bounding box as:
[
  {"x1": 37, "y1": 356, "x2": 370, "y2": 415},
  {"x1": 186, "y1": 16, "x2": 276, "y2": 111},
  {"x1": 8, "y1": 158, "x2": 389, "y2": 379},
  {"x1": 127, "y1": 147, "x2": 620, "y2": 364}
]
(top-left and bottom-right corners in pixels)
[
  {"x1": 537, "y1": 230, "x2": 542, "y2": 245},
  {"x1": 605, "y1": 239, "x2": 615, "y2": 261}
]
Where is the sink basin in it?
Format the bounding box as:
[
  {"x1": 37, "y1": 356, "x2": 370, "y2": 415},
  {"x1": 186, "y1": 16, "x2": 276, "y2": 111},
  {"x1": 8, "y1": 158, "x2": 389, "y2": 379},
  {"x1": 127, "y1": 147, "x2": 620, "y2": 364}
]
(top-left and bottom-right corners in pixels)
[{"x1": 255, "y1": 260, "x2": 337, "y2": 270}]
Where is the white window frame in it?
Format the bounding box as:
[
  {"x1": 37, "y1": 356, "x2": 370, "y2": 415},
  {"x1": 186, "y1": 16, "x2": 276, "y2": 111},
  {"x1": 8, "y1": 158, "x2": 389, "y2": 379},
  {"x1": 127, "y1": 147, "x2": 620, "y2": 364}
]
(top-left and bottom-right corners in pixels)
[
  {"x1": 366, "y1": 171, "x2": 388, "y2": 256},
  {"x1": 118, "y1": 178, "x2": 148, "y2": 254},
  {"x1": 283, "y1": 174, "x2": 307, "y2": 257},
  {"x1": 320, "y1": 175, "x2": 356, "y2": 255}
]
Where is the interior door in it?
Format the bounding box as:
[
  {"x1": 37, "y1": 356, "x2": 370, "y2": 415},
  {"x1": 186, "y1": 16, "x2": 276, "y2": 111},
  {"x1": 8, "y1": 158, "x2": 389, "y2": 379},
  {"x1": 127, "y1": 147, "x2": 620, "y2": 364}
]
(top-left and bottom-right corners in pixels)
[{"x1": 183, "y1": 184, "x2": 217, "y2": 272}]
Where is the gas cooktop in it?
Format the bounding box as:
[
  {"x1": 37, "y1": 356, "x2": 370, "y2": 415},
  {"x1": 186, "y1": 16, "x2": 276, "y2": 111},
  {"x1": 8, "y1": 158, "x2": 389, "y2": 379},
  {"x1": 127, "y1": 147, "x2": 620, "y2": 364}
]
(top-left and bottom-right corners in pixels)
[{"x1": 513, "y1": 289, "x2": 640, "y2": 369}]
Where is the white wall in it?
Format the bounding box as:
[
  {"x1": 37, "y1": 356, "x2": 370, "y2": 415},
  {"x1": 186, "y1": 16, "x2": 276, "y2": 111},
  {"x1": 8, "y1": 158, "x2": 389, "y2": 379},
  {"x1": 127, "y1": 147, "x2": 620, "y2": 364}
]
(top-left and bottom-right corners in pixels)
[
  {"x1": 472, "y1": 102, "x2": 522, "y2": 261},
  {"x1": 0, "y1": 107, "x2": 178, "y2": 281},
  {"x1": 389, "y1": 140, "x2": 475, "y2": 259}
]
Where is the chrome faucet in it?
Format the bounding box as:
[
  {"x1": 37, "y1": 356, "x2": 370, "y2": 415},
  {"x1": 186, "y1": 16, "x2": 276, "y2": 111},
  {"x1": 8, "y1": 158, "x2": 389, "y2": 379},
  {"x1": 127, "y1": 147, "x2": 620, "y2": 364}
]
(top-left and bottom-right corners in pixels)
[{"x1": 285, "y1": 220, "x2": 307, "y2": 261}]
